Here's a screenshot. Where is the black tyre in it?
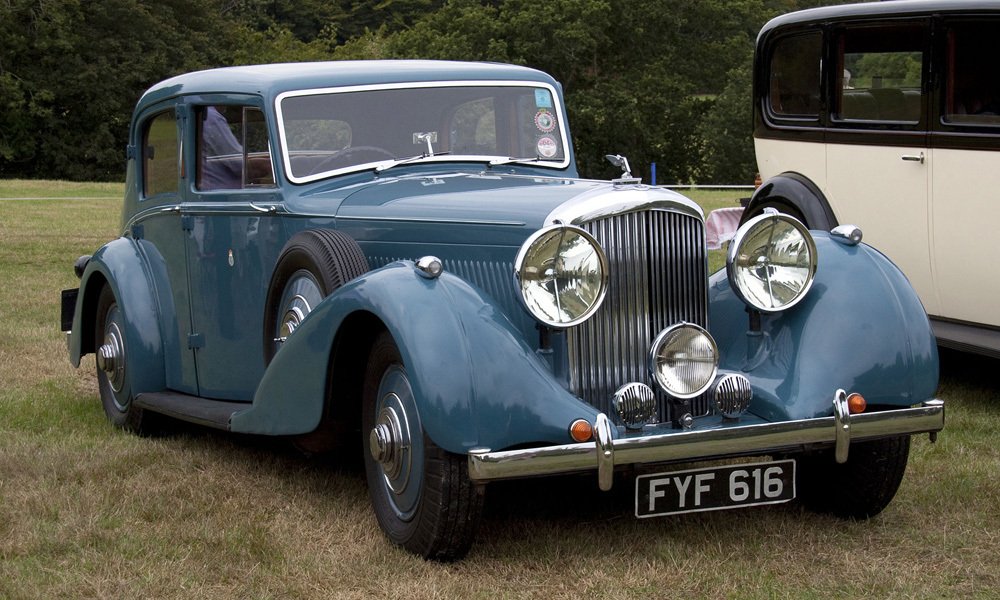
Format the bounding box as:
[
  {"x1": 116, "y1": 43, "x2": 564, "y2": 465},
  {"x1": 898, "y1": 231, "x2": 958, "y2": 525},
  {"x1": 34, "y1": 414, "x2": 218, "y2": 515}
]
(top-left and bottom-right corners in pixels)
[
  {"x1": 263, "y1": 229, "x2": 368, "y2": 364},
  {"x1": 362, "y1": 331, "x2": 484, "y2": 560},
  {"x1": 796, "y1": 435, "x2": 911, "y2": 519},
  {"x1": 741, "y1": 200, "x2": 808, "y2": 228},
  {"x1": 94, "y1": 284, "x2": 156, "y2": 433}
]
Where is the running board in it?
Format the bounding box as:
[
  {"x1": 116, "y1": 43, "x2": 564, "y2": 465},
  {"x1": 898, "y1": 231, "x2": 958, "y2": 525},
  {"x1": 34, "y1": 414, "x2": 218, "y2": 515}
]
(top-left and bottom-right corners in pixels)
[{"x1": 134, "y1": 392, "x2": 248, "y2": 431}]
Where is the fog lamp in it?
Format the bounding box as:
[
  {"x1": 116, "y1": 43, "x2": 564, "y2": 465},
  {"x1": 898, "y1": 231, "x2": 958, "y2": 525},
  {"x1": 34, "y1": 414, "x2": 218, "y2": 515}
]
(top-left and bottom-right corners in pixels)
[
  {"x1": 649, "y1": 323, "x2": 718, "y2": 399},
  {"x1": 613, "y1": 382, "x2": 657, "y2": 430}
]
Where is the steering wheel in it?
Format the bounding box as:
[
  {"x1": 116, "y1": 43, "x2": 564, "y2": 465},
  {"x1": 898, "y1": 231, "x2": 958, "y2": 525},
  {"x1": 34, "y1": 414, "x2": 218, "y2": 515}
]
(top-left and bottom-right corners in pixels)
[{"x1": 308, "y1": 146, "x2": 395, "y2": 175}]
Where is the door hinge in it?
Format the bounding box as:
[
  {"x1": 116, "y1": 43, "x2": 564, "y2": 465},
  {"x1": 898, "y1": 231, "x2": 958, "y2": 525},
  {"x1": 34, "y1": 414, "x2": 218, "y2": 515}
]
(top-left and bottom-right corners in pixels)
[
  {"x1": 187, "y1": 333, "x2": 204, "y2": 349},
  {"x1": 181, "y1": 215, "x2": 194, "y2": 231}
]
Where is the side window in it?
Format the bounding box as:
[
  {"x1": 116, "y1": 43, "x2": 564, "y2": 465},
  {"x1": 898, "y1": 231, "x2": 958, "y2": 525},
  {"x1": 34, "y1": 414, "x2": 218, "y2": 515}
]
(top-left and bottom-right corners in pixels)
[
  {"x1": 143, "y1": 111, "x2": 178, "y2": 197},
  {"x1": 768, "y1": 31, "x2": 822, "y2": 119},
  {"x1": 943, "y1": 20, "x2": 1000, "y2": 125},
  {"x1": 197, "y1": 106, "x2": 275, "y2": 190},
  {"x1": 835, "y1": 24, "x2": 924, "y2": 123}
]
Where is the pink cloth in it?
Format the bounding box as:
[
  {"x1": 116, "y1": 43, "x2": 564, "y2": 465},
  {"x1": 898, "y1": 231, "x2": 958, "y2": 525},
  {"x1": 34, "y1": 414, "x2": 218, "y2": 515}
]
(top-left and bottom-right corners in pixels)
[{"x1": 705, "y1": 207, "x2": 745, "y2": 250}]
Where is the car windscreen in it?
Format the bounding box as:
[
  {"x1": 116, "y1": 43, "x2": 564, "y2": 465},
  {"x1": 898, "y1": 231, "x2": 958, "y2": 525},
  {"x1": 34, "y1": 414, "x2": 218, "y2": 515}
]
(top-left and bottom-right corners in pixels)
[{"x1": 276, "y1": 82, "x2": 569, "y2": 183}]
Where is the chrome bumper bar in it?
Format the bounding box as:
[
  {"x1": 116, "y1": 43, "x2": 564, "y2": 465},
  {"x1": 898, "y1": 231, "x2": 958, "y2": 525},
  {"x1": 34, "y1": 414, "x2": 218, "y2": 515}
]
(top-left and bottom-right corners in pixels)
[{"x1": 468, "y1": 395, "x2": 944, "y2": 491}]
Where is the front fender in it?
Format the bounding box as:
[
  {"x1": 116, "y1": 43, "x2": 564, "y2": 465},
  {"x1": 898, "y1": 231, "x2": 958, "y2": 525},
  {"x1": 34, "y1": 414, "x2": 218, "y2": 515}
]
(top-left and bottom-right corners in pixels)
[
  {"x1": 69, "y1": 237, "x2": 166, "y2": 394},
  {"x1": 708, "y1": 232, "x2": 938, "y2": 421},
  {"x1": 231, "y1": 261, "x2": 599, "y2": 453}
]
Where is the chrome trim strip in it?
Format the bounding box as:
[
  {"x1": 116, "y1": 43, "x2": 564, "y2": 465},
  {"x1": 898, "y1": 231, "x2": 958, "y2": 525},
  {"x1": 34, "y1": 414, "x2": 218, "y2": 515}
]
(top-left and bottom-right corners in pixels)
[
  {"x1": 545, "y1": 186, "x2": 704, "y2": 226},
  {"x1": 335, "y1": 215, "x2": 526, "y2": 227},
  {"x1": 275, "y1": 80, "x2": 572, "y2": 183},
  {"x1": 467, "y1": 400, "x2": 944, "y2": 489}
]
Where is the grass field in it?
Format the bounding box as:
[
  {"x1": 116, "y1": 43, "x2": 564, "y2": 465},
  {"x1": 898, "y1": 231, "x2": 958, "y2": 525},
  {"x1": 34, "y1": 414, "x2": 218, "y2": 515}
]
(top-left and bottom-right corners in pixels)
[{"x1": 1, "y1": 180, "x2": 998, "y2": 598}]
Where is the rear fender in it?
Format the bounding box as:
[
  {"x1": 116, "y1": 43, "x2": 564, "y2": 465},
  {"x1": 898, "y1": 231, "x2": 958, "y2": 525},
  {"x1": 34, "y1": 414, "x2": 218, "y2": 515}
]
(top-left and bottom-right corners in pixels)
[
  {"x1": 708, "y1": 232, "x2": 938, "y2": 421},
  {"x1": 233, "y1": 261, "x2": 599, "y2": 453},
  {"x1": 69, "y1": 237, "x2": 166, "y2": 394}
]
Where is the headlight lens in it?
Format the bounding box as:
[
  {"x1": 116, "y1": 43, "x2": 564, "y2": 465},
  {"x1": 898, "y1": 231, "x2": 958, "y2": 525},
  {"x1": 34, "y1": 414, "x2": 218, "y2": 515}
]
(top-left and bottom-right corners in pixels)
[
  {"x1": 515, "y1": 225, "x2": 608, "y2": 328},
  {"x1": 726, "y1": 212, "x2": 818, "y2": 313},
  {"x1": 649, "y1": 323, "x2": 719, "y2": 399}
]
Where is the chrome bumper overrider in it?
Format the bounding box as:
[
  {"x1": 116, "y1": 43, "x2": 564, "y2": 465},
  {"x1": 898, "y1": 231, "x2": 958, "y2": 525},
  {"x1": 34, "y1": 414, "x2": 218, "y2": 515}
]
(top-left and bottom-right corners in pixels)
[{"x1": 467, "y1": 395, "x2": 944, "y2": 491}]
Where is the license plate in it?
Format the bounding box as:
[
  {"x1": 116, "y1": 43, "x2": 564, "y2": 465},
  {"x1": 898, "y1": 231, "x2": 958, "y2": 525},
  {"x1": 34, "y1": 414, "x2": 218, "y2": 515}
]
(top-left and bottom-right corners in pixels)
[{"x1": 635, "y1": 459, "x2": 796, "y2": 518}]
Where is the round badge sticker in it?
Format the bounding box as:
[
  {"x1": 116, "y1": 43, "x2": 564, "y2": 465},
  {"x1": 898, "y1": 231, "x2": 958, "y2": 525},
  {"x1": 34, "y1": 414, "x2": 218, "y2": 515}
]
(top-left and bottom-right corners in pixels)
[
  {"x1": 536, "y1": 136, "x2": 558, "y2": 159},
  {"x1": 534, "y1": 109, "x2": 556, "y2": 133}
]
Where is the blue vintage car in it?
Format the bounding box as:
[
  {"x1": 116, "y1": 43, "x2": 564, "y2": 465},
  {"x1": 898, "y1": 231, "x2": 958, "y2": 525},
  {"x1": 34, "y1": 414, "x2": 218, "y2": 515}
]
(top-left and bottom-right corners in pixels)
[{"x1": 62, "y1": 61, "x2": 944, "y2": 560}]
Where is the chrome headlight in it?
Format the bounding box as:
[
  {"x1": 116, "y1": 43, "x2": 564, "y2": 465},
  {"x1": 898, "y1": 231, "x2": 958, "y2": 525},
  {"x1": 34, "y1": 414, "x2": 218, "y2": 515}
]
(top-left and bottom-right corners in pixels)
[
  {"x1": 514, "y1": 225, "x2": 609, "y2": 328},
  {"x1": 726, "y1": 211, "x2": 818, "y2": 313},
  {"x1": 649, "y1": 323, "x2": 719, "y2": 399}
]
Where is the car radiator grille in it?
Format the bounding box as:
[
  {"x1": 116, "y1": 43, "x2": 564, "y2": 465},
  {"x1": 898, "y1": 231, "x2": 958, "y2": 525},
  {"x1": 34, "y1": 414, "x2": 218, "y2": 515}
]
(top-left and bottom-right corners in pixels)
[{"x1": 568, "y1": 209, "x2": 710, "y2": 423}]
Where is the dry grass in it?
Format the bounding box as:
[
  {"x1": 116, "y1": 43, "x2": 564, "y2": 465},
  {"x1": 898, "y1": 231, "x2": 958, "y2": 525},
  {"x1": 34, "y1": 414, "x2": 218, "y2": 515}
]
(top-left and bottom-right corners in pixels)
[{"x1": 1, "y1": 180, "x2": 998, "y2": 599}]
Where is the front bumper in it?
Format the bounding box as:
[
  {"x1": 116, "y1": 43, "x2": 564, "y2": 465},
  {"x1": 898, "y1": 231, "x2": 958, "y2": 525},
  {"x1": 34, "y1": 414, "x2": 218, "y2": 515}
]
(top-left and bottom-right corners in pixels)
[{"x1": 467, "y1": 394, "x2": 944, "y2": 491}]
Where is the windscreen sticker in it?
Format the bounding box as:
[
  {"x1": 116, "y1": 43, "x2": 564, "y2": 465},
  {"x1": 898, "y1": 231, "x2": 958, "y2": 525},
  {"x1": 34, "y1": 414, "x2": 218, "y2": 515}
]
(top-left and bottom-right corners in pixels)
[
  {"x1": 536, "y1": 136, "x2": 558, "y2": 158},
  {"x1": 535, "y1": 89, "x2": 553, "y2": 108},
  {"x1": 534, "y1": 109, "x2": 556, "y2": 133}
]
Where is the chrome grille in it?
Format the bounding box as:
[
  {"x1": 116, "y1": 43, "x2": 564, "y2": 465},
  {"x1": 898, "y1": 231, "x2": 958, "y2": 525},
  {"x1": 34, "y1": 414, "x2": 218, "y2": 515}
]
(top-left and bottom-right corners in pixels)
[{"x1": 568, "y1": 210, "x2": 709, "y2": 422}]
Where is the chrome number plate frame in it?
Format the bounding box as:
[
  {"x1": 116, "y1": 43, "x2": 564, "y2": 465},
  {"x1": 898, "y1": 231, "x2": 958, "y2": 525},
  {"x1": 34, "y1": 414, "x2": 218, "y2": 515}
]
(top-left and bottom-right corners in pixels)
[{"x1": 635, "y1": 459, "x2": 796, "y2": 518}]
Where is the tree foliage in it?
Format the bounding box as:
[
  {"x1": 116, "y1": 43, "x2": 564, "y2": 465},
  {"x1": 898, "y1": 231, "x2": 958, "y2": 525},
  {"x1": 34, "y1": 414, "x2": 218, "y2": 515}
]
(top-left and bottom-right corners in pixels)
[{"x1": 1, "y1": 0, "x2": 846, "y2": 182}]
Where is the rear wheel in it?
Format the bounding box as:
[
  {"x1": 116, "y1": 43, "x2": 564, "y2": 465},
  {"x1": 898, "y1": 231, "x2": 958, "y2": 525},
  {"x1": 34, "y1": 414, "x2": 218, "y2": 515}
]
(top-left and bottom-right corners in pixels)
[
  {"x1": 362, "y1": 331, "x2": 484, "y2": 560},
  {"x1": 94, "y1": 284, "x2": 156, "y2": 433},
  {"x1": 796, "y1": 435, "x2": 911, "y2": 519}
]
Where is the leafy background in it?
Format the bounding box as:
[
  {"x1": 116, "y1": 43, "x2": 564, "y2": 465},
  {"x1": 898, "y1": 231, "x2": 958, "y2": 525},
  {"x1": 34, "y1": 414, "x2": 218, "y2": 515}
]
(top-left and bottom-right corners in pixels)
[{"x1": 0, "y1": 0, "x2": 850, "y2": 184}]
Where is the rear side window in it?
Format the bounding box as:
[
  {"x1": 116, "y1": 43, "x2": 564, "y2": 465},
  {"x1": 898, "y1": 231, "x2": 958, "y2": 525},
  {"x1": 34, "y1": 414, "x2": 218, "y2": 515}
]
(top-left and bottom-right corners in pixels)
[
  {"x1": 834, "y1": 24, "x2": 925, "y2": 123},
  {"x1": 767, "y1": 31, "x2": 822, "y2": 119},
  {"x1": 143, "y1": 111, "x2": 178, "y2": 198},
  {"x1": 943, "y1": 20, "x2": 1000, "y2": 126}
]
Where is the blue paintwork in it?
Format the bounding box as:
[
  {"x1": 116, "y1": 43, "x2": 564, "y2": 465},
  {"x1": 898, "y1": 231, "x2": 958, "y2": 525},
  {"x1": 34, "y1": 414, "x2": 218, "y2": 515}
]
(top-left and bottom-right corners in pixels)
[
  {"x1": 70, "y1": 238, "x2": 167, "y2": 395},
  {"x1": 66, "y1": 60, "x2": 940, "y2": 455},
  {"x1": 232, "y1": 261, "x2": 601, "y2": 451},
  {"x1": 708, "y1": 233, "x2": 939, "y2": 421}
]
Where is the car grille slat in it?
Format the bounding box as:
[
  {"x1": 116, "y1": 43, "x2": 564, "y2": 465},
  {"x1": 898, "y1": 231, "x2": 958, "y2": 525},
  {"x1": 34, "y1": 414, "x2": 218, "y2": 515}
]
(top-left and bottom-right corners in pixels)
[{"x1": 569, "y1": 210, "x2": 709, "y2": 422}]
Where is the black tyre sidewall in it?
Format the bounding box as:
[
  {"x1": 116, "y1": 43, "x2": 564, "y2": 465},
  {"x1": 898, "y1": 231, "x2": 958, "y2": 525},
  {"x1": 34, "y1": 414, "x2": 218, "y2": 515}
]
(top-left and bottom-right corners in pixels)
[
  {"x1": 797, "y1": 435, "x2": 911, "y2": 519},
  {"x1": 262, "y1": 229, "x2": 369, "y2": 365},
  {"x1": 361, "y1": 331, "x2": 484, "y2": 560}
]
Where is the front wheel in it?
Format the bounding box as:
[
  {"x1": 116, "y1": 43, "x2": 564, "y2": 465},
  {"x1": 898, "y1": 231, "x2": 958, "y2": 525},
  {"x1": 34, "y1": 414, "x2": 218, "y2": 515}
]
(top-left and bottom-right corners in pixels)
[
  {"x1": 362, "y1": 331, "x2": 484, "y2": 560},
  {"x1": 796, "y1": 435, "x2": 911, "y2": 519},
  {"x1": 94, "y1": 284, "x2": 156, "y2": 434}
]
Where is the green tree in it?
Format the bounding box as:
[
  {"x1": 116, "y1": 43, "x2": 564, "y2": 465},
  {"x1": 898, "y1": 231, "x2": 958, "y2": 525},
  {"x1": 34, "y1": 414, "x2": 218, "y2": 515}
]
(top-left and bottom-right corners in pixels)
[{"x1": 0, "y1": 0, "x2": 239, "y2": 180}]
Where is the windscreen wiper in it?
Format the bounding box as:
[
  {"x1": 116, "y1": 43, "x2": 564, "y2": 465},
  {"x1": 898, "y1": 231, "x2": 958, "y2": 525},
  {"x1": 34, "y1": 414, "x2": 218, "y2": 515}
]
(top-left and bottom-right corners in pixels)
[
  {"x1": 487, "y1": 156, "x2": 545, "y2": 168},
  {"x1": 374, "y1": 151, "x2": 451, "y2": 174}
]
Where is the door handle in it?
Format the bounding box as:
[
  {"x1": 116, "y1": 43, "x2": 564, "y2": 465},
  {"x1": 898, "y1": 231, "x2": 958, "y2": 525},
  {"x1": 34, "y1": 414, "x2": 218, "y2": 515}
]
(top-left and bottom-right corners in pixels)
[{"x1": 901, "y1": 152, "x2": 925, "y2": 164}]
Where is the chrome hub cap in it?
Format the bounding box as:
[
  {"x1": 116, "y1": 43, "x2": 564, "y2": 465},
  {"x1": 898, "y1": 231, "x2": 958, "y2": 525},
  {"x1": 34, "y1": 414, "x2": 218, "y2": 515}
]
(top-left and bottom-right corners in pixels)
[
  {"x1": 369, "y1": 404, "x2": 410, "y2": 482},
  {"x1": 273, "y1": 271, "x2": 321, "y2": 349},
  {"x1": 370, "y1": 365, "x2": 422, "y2": 520},
  {"x1": 278, "y1": 303, "x2": 308, "y2": 341},
  {"x1": 98, "y1": 320, "x2": 126, "y2": 394}
]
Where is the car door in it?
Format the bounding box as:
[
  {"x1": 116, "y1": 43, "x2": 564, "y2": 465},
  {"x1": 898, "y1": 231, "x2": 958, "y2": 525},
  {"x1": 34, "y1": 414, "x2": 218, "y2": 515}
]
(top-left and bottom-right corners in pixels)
[
  {"x1": 133, "y1": 105, "x2": 200, "y2": 395},
  {"x1": 181, "y1": 101, "x2": 285, "y2": 400},
  {"x1": 930, "y1": 18, "x2": 1000, "y2": 328},
  {"x1": 823, "y1": 20, "x2": 938, "y2": 316}
]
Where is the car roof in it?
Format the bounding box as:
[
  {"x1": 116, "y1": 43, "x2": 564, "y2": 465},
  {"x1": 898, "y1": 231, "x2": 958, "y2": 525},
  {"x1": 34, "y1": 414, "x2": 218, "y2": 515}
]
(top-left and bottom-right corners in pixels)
[
  {"x1": 137, "y1": 60, "x2": 558, "y2": 110},
  {"x1": 760, "y1": 0, "x2": 1000, "y2": 39}
]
